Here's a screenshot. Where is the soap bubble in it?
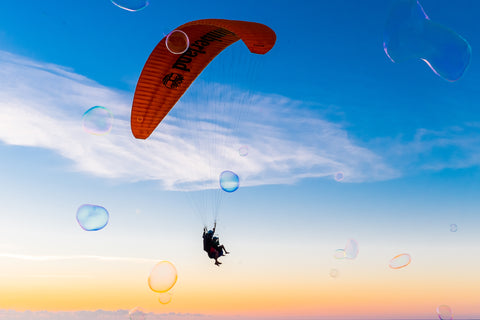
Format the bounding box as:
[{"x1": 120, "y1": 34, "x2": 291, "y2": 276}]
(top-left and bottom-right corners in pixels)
[
  {"x1": 111, "y1": 0, "x2": 148, "y2": 12},
  {"x1": 329, "y1": 268, "x2": 339, "y2": 278},
  {"x1": 389, "y1": 253, "x2": 411, "y2": 269},
  {"x1": 158, "y1": 292, "x2": 173, "y2": 304},
  {"x1": 384, "y1": 0, "x2": 471, "y2": 81},
  {"x1": 82, "y1": 106, "x2": 113, "y2": 135},
  {"x1": 334, "y1": 172, "x2": 344, "y2": 181},
  {"x1": 450, "y1": 224, "x2": 457, "y2": 232},
  {"x1": 344, "y1": 239, "x2": 359, "y2": 259},
  {"x1": 239, "y1": 145, "x2": 249, "y2": 157},
  {"x1": 128, "y1": 307, "x2": 145, "y2": 320},
  {"x1": 219, "y1": 170, "x2": 239, "y2": 193},
  {"x1": 148, "y1": 261, "x2": 177, "y2": 293},
  {"x1": 76, "y1": 204, "x2": 109, "y2": 231},
  {"x1": 437, "y1": 305, "x2": 453, "y2": 320},
  {"x1": 166, "y1": 30, "x2": 189, "y2": 54}
]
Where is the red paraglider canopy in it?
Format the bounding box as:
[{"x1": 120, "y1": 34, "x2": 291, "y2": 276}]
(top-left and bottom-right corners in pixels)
[{"x1": 131, "y1": 19, "x2": 276, "y2": 139}]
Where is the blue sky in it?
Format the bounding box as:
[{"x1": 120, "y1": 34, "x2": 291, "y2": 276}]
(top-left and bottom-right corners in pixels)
[{"x1": 0, "y1": 0, "x2": 480, "y2": 319}]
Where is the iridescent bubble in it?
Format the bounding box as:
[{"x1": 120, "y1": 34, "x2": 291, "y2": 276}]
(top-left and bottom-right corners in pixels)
[
  {"x1": 148, "y1": 261, "x2": 178, "y2": 293},
  {"x1": 111, "y1": 0, "x2": 149, "y2": 12},
  {"x1": 329, "y1": 268, "x2": 339, "y2": 278},
  {"x1": 158, "y1": 292, "x2": 173, "y2": 304},
  {"x1": 239, "y1": 145, "x2": 249, "y2": 157},
  {"x1": 82, "y1": 106, "x2": 113, "y2": 135},
  {"x1": 76, "y1": 204, "x2": 109, "y2": 231},
  {"x1": 384, "y1": 0, "x2": 471, "y2": 81},
  {"x1": 389, "y1": 253, "x2": 411, "y2": 269},
  {"x1": 437, "y1": 304, "x2": 453, "y2": 320},
  {"x1": 344, "y1": 239, "x2": 359, "y2": 259},
  {"x1": 450, "y1": 224, "x2": 457, "y2": 232},
  {"x1": 219, "y1": 170, "x2": 239, "y2": 193},
  {"x1": 129, "y1": 306, "x2": 145, "y2": 320},
  {"x1": 334, "y1": 249, "x2": 346, "y2": 259},
  {"x1": 334, "y1": 172, "x2": 344, "y2": 181},
  {"x1": 166, "y1": 30, "x2": 189, "y2": 54}
]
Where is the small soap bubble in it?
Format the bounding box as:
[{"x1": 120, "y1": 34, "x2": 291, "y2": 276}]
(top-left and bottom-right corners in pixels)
[
  {"x1": 219, "y1": 170, "x2": 239, "y2": 193},
  {"x1": 450, "y1": 224, "x2": 457, "y2": 232},
  {"x1": 239, "y1": 145, "x2": 249, "y2": 157},
  {"x1": 437, "y1": 304, "x2": 453, "y2": 320},
  {"x1": 76, "y1": 204, "x2": 109, "y2": 231},
  {"x1": 158, "y1": 292, "x2": 173, "y2": 304},
  {"x1": 111, "y1": 0, "x2": 149, "y2": 12},
  {"x1": 82, "y1": 106, "x2": 113, "y2": 135},
  {"x1": 148, "y1": 261, "x2": 178, "y2": 293},
  {"x1": 129, "y1": 307, "x2": 145, "y2": 320},
  {"x1": 334, "y1": 249, "x2": 346, "y2": 259},
  {"x1": 329, "y1": 268, "x2": 339, "y2": 278},
  {"x1": 384, "y1": 0, "x2": 471, "y2": 81},
  {"x1": 389, "y1": 253, "x2": 411, "y2": 269},
  {"x1": 166, "y1": 30, "x2": 189, "y2": 54},
  {"x1": 334, "y1": 172, "x2": 344, "y2": 181}
]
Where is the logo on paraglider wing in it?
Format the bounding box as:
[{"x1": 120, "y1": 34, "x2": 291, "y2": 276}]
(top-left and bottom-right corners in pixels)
[{"x1": 163, "y1": 73, "x2": 184, "y2": 89}]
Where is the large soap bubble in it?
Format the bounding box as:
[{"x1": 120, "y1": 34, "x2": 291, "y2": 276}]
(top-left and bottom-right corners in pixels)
[
  {"x1": 111, "y1": 0, "x2": 149, "y2": 12},
  {"x1": 148, "y1": 261, "x2": 177, "y2": 293},
  {"x1": 389, "y1": 253, "x2": 411, "y2": 269},
  {"x1": 82, "y1": 106, "x2": 114, "y2": 135},
  {"x1": 166, "y1": 30, "x2": 189, "y2": 54},
  {"x1": 437, "y1": 305, "x2": 453, "y2": 320},
  {"x1": 129, "y1": 307, "x2": 145, "y2": 320},
  {"x1": 76, "y1": 204, "x2": 109, "y2": 231},
  {"x1": 384, "y1": 0, "x2": 471, "y2": 81},
  {"x1": 219, "y1": 170, "x2": 239, "y2": 193}
]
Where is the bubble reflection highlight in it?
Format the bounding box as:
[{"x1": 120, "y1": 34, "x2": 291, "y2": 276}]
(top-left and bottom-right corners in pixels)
[
  {"x1": 384, "y1": 0, "x2": 471, "y2": 81},
  {"x1": 111, "y1": 0, "x2": 149, "y2": 12}
]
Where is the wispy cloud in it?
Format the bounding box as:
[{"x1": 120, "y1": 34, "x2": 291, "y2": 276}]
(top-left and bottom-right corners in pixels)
[{"x1": 0, "y1": 50, "x2": 398, "y2": 190}]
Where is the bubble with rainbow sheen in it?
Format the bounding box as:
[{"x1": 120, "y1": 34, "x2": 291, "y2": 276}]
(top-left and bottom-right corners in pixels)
[
  {"x1": 334, "y1": 172, "x2": 344, "y2": 181},
  {"x1": 111, "y1": 0, "x2": 148, "y2": 12},
  {"x1": 344, "y1": 239, "x2": 359, "y2": 259},
  {"x1": 128, "y1": 306, "x2": 145, "y2": 320},
  {"x1": 389, "y1": 253, "x2": 411, "y2": 269},
  {"x1": 239, "y1": 145, "x2": 249, "y2": 157},
  {"x1": 148, "y1": 261, "x2": 177, "y2": 293},
  {"x1": 437, "y1": 305, "x2": 453, "y2": 320},
  {"x1": 82, "y1": 106, "x2": 113, "y2": 135},
  {"x1": 76, "y1": 204, "x2": 109, "y2": 231},
  {"x1": 334, "y1": 249, "x2": 346, "y2": 259},
  {"x1": 450, "y1": 223, "x2": 457, "y2": 232},
  {"x1": 158, "y1": 292, "x2": 173, "y2": 304},
  {"x1": 384, "y1": 0, "x2": 471, "y2": 81},
  {"x1": 166, "y1": 30, "x2": 189, "y2": 54},
  {"x1": 219, "y1": 170, "x2": 239, "y2": 193},
  {"x1": 329, "y1": 268, "x2": 339, "y2": 278}
]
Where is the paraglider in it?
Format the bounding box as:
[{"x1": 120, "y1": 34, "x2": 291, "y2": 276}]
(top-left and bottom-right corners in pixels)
[{"x1": 131, "y1": 19, "x2": 276, "y2": 264}]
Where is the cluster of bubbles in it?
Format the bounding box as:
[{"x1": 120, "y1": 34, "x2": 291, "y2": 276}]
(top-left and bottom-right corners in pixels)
[
  {"x1": 219, "y1": 170, "x2": 240, "y2": 193},
  {"x1": 389, "y1": 253, "x2": 411, "y2": 269},
  {"x1": 111, "y1": 0, "x2": 149, "y2": 12},
  {"x1": 334, "y1": 239, "x2": 359, "y2": 260},
  {"x1": 165, "y1": 30, "x2": 190, "y2": 54},
  {"x1": 450, "y1": 223, "x2": 458, "y2": 232},
  {"x1": 128, "y1": 307, "x2": 146, "y2": 320},
  {"x1": 76, "y1": 204, "x2": 109, "y2": 231},
  {"x1": 384, "y1": 0, "x2": 471, "y2": 81},
  {"x1": 148, "y1": 261, "x2": 178, "y2": 304},
  {"x1": 437, "y1": 305, "x2": 453, "y2": 320},
  {"x1": 82, "y1": 106, "x2": 114, "y2": 135}
]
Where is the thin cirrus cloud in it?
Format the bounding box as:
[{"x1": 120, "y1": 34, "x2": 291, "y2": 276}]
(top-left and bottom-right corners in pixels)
[{"x1": 0, "y1": 50, "x2": 398, "y2": 190}]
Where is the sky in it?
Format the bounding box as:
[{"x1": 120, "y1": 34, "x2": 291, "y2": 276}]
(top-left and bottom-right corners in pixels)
[{"x1": 0, "y1": 0, "x2": 480, "y2": 319}]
